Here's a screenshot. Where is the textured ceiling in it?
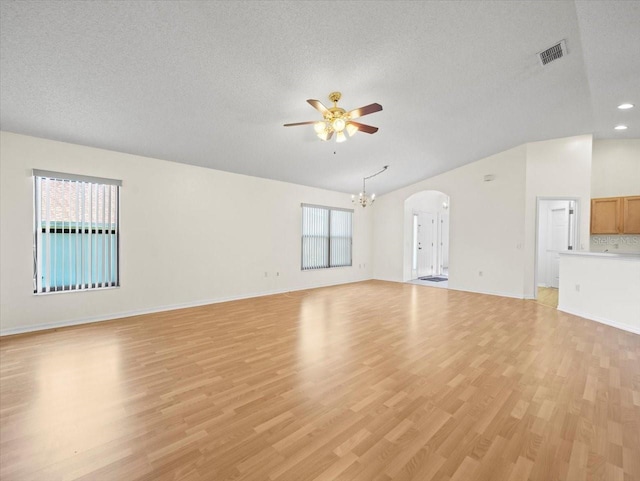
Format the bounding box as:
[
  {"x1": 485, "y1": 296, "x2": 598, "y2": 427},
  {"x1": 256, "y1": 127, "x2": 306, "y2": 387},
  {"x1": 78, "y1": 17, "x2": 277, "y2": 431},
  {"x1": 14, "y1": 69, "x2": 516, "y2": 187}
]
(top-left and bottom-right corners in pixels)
[{"x1": 1, "y1": 1, "x2": 639, "y2": 195}]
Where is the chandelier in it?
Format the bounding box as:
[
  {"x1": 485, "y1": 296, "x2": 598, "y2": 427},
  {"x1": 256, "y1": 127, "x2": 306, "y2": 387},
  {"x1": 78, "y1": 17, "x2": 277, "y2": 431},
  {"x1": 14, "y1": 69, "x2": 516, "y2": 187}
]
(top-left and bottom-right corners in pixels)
[{"x1": 352, "y1": 165, "x2": 389, "y2": 208}]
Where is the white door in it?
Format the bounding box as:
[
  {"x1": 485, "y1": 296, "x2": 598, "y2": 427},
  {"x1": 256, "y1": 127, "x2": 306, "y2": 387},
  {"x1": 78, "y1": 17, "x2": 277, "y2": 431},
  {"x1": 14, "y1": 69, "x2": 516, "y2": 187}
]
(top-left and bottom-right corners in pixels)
[
  {"x1": 417, "y1": 212, "x2": 435, "y2": 278},
  {"x1": 438, "y1": 212, "x2": 449, "y2": 276},
  {"x1": 547, "y1": 206, "x2": 569, "y2": 288}
]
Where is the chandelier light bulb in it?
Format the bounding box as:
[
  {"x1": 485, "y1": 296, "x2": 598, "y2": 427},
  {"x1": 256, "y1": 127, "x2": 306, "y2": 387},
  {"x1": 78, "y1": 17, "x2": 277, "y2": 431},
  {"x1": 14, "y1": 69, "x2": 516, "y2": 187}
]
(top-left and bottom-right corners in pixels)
[
  {"x1": 314, "y1": 121, "x2": 327, "y2": 134},
  {"x1": 336, "y1": 131, "x2": 347, "y2": 143},
  {"x1": 317, "y1": 130, "x2": 329, "y2": 141},
  {"x1": 332, "y1": 118, "x2": 346, "y2": 132},
  {"x1": 346, "y1": 123, "x2": 358, "y2": 137}
]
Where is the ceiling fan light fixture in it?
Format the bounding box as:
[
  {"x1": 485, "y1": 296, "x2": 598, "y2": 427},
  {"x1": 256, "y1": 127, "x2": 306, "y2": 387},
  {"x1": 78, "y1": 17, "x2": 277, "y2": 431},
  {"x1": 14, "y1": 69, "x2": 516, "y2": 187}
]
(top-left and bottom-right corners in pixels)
[
  {"x1": 332, "y1": 118, "x2": 346, "y2": 132},
  {"x1": 284, "y1": 92, "x2": 382, "y2": 143},
  {"x1": 314, "y1": 121, "x2": 327, "y2": 134},
  {"x1": 346, "y1": 123, "x2": 358, "y2": 137}
]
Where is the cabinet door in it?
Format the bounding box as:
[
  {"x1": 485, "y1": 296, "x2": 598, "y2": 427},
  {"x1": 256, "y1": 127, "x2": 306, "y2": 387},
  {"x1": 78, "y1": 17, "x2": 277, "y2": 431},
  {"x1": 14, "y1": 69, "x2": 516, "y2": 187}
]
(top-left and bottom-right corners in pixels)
[
  {"x1": 591, "y1": 197, "x2": 621, "y2": 234},
  {"x1": 623, "y1": 196, "x2": 640, "y2": 234}
]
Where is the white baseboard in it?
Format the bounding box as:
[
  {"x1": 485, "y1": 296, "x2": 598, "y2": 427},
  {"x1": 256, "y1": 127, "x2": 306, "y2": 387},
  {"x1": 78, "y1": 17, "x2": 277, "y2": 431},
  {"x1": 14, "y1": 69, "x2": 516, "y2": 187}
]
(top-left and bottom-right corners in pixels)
[
  {"x1": 445, "y1": 286, "x2": 525, "y2": 300},
  {"x1": 557, "y1": 305, "x2": 640, "y2": 335},
  {"x1": 0, "y1": 278, "x2": 370, "y2": 337}
]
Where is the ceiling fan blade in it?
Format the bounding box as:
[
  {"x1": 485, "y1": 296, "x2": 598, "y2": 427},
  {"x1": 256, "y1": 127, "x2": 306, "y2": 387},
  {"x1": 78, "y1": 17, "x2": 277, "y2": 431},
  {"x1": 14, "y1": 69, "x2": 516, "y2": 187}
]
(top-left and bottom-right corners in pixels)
[
  {"x1": 283, "y1": 121, "x2": 317, "y2": 127},
  {"x1": 307, "y1": 99, "x2": 330, "y2": 115},
  {"x1": 348, "y1": 121, "x2": 378, "y2": 134},
  {"x1": 348, "y1": 103, "x2": 382, "y2": 119},
  {"x1": 326, "y1": 130, "x2": 334, "y2": 141}
]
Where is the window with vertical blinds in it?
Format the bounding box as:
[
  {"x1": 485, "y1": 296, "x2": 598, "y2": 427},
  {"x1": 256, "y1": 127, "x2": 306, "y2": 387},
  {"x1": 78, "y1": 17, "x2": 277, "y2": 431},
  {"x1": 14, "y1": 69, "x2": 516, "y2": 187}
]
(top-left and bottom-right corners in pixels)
[
  {"x1": 301, "y1": 204, "x2": 352, "y2": 270},
  {"x1": 33, "y1": 170, "x2": 121, "y2": 294}
]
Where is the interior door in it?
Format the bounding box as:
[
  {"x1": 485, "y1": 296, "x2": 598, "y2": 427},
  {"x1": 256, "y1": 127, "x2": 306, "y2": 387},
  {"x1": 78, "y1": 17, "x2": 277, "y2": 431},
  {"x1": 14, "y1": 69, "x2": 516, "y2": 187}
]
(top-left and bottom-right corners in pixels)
[
  {"x1": 417, "y1": 212, "x2": 434, "y2": 277},
  {"x1": 547, "y1": 206, "x2": 569, "y2": 288}
]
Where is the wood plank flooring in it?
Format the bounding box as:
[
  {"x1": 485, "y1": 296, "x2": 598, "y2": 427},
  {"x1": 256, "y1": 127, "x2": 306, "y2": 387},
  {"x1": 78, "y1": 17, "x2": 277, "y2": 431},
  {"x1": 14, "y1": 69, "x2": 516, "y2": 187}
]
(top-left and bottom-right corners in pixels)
[
  {"x1": 536, "y1": 287, "x2": 559, "y2": 308},
  {"x1": 1, "y1": 280, "x2": 639, "y2": 480}
]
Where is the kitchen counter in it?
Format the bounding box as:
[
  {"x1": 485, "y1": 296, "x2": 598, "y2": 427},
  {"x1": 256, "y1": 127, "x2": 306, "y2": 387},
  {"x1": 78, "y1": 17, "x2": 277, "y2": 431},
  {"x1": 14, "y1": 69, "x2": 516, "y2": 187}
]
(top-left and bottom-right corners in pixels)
[{"x1": 559, "y1": 251, "x2": 640, "y2": 260}]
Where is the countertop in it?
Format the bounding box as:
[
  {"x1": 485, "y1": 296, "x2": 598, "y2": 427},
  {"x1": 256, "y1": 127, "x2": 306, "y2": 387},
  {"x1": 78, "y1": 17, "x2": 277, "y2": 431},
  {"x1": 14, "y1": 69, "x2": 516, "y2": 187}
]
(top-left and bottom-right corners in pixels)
[{"x1": 559, "y1": 250, "x2": 640, "y2": 260}]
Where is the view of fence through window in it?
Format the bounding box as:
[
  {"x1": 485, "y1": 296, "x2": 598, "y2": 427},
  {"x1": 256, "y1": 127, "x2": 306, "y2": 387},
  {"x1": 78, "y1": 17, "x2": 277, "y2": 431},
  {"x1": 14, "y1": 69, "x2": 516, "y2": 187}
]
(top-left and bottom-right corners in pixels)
[{"x1": 33, "y1": 171, "x2": 121, "y2": 293}]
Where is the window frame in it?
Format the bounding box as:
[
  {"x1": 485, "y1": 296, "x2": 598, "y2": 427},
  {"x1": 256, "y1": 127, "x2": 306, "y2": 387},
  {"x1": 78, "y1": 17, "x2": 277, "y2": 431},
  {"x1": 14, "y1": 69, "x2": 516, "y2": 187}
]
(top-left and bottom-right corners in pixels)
[
  {"x1": 32, "y1": 169, "x2": 122, "y2": 294},
  {"x1": 301, "y1": 203, "x2": 353, "y2": 270}
]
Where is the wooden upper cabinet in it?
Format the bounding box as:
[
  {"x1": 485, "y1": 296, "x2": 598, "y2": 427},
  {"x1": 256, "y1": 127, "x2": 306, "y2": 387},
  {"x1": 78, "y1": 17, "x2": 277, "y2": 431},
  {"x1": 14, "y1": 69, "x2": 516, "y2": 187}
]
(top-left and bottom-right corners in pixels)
[
  {"x1": 591, "y1": 197, "x2": 621, "y2": 234},
  {"x1": 623, "y1": 196, "x2": 640, "y2": 234}
]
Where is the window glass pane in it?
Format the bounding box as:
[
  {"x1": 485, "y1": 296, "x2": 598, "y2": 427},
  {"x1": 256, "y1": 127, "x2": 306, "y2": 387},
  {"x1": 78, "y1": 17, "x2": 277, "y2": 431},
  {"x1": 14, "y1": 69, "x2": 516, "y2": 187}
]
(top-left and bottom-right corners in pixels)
[
  {"x1": 302, "y1": 206, "x2": 329, "y2": 270},
  {"x1": 330, "y1": 209, "x2": 352, "y2": 267},
  {"x1": 34, "y1": 173, "x2": 120, "y2": 293},
  {"x1": 301, "y1": 205, "x2": 352, "y2": 270}
]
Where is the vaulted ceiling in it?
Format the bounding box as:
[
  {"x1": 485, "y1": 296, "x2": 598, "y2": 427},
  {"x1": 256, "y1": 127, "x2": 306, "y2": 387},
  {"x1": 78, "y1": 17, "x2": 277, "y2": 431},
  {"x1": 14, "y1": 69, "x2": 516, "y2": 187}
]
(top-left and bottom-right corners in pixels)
[{"x1": 1, "y1": 1, "x2": 638, "y2": 195}]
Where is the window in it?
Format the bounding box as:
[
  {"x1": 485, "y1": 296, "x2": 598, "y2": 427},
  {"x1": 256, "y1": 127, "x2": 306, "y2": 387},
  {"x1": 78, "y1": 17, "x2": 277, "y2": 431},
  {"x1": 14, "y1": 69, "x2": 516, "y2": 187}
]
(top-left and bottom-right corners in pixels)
[
  {"x1": 33, "y1": 170, "x2": 121, "y2": 293},
  {"x1": 301, "y1": 204, "x2": 352, "y2": 270}
]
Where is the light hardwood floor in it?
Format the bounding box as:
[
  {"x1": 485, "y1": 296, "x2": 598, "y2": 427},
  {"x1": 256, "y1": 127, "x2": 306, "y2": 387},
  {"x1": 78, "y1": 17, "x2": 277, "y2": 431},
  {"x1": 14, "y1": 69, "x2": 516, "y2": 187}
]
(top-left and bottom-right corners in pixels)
[
  {"x1": 536, "y1": 287, "x2": 559, "y2": 308},
  {"x1": 1, "y1": 280, "x2": 639, "y2": 481}
]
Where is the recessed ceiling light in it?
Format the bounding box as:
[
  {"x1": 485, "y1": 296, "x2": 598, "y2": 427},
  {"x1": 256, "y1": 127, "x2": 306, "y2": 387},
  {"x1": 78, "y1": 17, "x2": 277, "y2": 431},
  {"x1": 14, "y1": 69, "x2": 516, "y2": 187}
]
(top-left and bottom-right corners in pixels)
[
  {"x1": 617, "y1": 103, "x2": 634, "y2": 110},
  {"x1": 614, "y1": 125, "x2": 628, "y2": 130}
]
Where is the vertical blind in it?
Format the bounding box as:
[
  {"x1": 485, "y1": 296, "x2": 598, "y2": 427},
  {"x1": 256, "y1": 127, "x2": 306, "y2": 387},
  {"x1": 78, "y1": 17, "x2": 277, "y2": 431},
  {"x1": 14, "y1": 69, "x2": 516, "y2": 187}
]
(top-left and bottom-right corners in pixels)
[
  {"x1": 301, "y1": 204, "x2": 352, "y2": 270},
  {"x1": 33, "y1": 170, "x2": 121, "y2": 293}
]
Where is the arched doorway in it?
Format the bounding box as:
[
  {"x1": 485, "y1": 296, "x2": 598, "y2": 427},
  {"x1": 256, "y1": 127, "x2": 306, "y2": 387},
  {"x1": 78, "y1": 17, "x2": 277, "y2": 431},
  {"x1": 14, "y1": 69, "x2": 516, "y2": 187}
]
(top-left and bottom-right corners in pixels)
[{"x1": 403, "y1": 190, "x2": 450, "y2": 286}]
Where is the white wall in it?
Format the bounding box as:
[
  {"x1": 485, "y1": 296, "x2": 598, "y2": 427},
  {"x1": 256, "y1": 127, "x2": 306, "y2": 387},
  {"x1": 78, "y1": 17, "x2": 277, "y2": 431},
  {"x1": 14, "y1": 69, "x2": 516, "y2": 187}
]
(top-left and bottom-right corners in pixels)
[
  {"x1": 523, "y1": 135, "x2": 592, "y2": 298},
  {"x1": 591, "y1": 139, "x2": 640, "y2": 197},
  {"x1": 559, "y1": 253, "x2": 640, "y2": 335},
  {"x1": 374, "y1": 144, "x2": 528, "y2": 298},
  {"x1": 0, "y1": 132, "x2": 373, "y2": 335},
  {"x1": 374, "y1": 135, "x2": 593, "y2": 300},
  {"x1": 590, "y1": 139, "x2": 640, "y2": 254}
]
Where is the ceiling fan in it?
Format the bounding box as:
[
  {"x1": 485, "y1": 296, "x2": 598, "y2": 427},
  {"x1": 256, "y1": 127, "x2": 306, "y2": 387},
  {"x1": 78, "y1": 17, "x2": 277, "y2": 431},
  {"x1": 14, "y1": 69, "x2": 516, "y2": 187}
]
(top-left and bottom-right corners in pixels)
[{"x1": 284, "y1": 92, "x2": 382, "y2": 143}]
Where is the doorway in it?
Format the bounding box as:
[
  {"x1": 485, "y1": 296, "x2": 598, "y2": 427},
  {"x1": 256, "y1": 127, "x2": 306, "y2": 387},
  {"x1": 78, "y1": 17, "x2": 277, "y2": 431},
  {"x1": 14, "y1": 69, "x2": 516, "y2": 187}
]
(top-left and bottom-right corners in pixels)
[
  {"x1": 404, "y1": 191, "x2": 450, "y2": 287},
  {"x1": 414, "y1": 211, "x2": 435, "y2": 278},
  {"x1": 535, "y1": 198, "x2": 579, "y2": 307}
]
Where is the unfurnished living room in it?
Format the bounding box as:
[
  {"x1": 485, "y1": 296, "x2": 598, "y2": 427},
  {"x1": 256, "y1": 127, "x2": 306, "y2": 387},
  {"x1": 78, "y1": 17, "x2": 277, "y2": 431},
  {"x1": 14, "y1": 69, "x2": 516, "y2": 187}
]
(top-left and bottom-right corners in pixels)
[{"x1": 1, "y1": 1, "x2": 639, "y2": 480}]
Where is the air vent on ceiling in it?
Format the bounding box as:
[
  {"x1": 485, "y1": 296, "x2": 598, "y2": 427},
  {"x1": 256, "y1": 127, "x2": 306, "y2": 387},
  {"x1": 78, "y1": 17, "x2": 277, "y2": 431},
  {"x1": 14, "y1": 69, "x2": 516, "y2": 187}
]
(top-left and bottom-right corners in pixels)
[{"x1": 538, "y1": 40, "x2": 567, "y2": 66}]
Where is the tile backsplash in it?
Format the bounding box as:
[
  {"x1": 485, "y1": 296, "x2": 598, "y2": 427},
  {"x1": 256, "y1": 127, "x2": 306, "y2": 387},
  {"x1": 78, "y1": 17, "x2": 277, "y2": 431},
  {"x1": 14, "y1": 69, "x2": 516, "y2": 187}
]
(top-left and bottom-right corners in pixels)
[{"x1": 590, "y1": 235, "x2": 640, "y2": 253}]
